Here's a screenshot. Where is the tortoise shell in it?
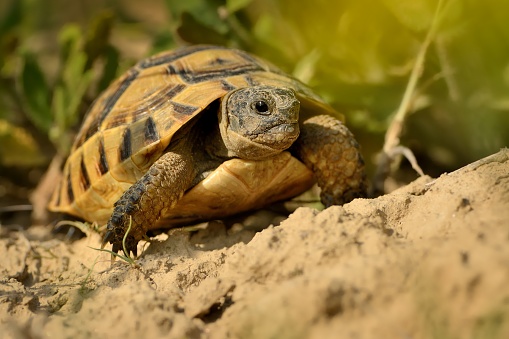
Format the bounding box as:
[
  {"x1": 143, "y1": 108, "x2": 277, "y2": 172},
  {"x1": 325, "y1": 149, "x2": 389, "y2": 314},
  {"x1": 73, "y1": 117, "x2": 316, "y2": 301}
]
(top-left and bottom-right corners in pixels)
[{"x1": 48, "y1": 45, "x2": 341, "y2": 226}]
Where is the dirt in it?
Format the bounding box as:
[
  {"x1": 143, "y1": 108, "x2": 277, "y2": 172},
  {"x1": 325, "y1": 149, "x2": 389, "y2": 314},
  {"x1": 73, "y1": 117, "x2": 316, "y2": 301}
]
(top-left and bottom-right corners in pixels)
[{"x1": 1, "y1": 149, "x2": 509, "y2": 339}]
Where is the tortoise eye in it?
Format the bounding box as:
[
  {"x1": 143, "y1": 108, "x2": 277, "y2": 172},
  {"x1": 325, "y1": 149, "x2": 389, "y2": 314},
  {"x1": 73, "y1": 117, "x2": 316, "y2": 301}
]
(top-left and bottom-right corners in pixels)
[{"x1": 254, "y1": 100, "x2": 269, "y2": 114}]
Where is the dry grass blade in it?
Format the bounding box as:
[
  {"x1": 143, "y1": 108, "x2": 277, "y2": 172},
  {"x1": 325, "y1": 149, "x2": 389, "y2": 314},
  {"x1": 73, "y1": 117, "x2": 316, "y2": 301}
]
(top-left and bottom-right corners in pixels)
[
  {"x1": 372, "y1": 0, "x2": 446, "y2": 196},
  {"x1": 54, "y1": 220, "x2": 97, "y2": 235}
]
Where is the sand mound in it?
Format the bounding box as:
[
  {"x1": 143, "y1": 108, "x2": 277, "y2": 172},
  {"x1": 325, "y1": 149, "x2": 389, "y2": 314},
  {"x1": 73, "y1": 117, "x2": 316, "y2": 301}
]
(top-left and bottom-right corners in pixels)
[{"x1": 1, "y1": 150, "x2": 508, "y2": 338}]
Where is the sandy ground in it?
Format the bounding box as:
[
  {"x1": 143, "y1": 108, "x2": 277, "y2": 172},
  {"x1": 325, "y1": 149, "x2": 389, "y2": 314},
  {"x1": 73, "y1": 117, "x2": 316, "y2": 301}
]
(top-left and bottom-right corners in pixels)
[{"x1": 1, "y1": 149, "x2": 508, "y2": 339}]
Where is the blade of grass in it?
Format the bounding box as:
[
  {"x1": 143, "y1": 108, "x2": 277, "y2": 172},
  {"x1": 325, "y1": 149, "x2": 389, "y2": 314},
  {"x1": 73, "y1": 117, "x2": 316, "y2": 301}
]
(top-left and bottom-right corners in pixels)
[{"x1": 372, "y1": 0, "x2": 446, "y2": 195}]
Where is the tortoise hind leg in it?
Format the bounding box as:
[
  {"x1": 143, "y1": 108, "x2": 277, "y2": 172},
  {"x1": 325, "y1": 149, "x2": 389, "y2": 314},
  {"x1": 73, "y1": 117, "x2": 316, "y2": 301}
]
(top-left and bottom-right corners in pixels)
[
  {"x1": 103, "y1": 148, "x2": 196, "y2": 256},
  {"x1": 294, "y1": 115, "x2": 367, "y2": 207}
]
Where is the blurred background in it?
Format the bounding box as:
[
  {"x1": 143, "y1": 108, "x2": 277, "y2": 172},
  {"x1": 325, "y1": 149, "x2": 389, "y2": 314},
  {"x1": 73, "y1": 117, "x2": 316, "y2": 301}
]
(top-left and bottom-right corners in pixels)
[{"x1": 0, "y1": 0, "x2": 508, "y2": 220}]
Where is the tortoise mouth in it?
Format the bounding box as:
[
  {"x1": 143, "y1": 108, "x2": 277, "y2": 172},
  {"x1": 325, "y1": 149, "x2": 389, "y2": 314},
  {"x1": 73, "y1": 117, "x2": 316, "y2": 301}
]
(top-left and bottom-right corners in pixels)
[
  {"x1": 268, "y1": 122, "x2": 299, "y2": 135},
  {"x1": 249, "y1": 122, "x2": 300, "y2": 149}
]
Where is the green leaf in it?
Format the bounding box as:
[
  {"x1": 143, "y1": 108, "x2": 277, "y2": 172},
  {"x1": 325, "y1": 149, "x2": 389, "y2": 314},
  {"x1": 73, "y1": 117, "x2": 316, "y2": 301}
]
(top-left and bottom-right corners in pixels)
[
  {"x1": 380, "y1": 0, "x2": 436, "y2": 33},
  {"x1": 84, "y1": 10, "x2": 115, "y2": 70},
  {"x1": 20, "y1": 52, "x2": 52, "y2": 132},
  {"x1": 226, "y1": 0, "x2": 253, "y2": 13},
  {"x1": 0, "y1": 0, "x2": 22, "y2": 68},
  {"x1": 292, "y1": 49, "x2": 320, "y2": 84},
  {"x1": 150, "y1": 31, "x2": 177, "y2": 55},
  {"x1": 58, "y1": 24, "x2": 82, "y2": 67},
  {"x1": 51, "y1": 48, "x2": 94, "y2": 154},
  {"x1": 177, "y1": 12, "x2": 229, "y2": 45},
  {"x1": 50, "y1": 24, "x2": 95, "y2": 154},
  {"x1": 0, "y1": 0, "x2": 23, "y2": 35},
  {"x1": 165, "y1": 0, "x2": 228, "y2": 34},
  {"x1": 97, "y1": 45, "x2": 120, "y2": 92}
]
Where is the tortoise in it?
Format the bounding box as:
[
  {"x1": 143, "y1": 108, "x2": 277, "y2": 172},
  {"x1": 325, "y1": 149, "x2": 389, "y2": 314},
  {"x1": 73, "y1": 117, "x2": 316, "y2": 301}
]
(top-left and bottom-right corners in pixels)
[{"x1": 48, "y1": 45, "x2": 367, "y2": 255}]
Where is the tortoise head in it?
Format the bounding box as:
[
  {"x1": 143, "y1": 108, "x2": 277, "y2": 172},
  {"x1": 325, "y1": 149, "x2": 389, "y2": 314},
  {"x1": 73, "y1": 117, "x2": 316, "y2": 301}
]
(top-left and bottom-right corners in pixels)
[{"x1": 218, "y1": 85, "x2": 300, "y2": 160}]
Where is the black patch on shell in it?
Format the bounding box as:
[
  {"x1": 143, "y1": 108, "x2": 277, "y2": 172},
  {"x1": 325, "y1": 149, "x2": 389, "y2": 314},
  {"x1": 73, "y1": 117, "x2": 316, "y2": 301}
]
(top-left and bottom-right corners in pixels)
[
  {"x1": 138, "y1": 45, "x2": 223, "y2": 69},
  {"x1": 98, "y1": 69, "x2": 139, "y2": 127},
  {"x1": 80, "y1": 117, "x2": 99, "y2": 148},
  {"x1": 80, "y1": 155, "x2": 91, "y2": 191},
  {"x1": 167, "y1": 64, "x2": 178, "y2": 75},
  {"x1": 171, "y1": 101, "x2": 199, "y2": 116},
  {"x1": 102, "y1": 83, "x2": 188, "y2": 131},
  {"x1": 98, "y1": 138, "x2": 109, "y2": 175},
  {"x1": 244, "y1": 75, "x2": 257, "y2": 86},
  {"x1": 67, "y1": 171, "x2": 74, "y2": 203},
  {"x1": 210, "y1": 57, "x2": 229, "y2": 66},
  {"x1": 165, "y1": 83, "x2": 186, "y2": 99},
  {"x1": 220, "y1": 79, "x2": 236, "y2": 91},
  {"x1": 119, "y1": 128, "x2": 132, "y2": 161},
  {"x1": 171, "y1": 64, "x2": 264, "y2": 84},
  {"x1": 144, "y1": 117, "x2": 159, "y2": 144}
]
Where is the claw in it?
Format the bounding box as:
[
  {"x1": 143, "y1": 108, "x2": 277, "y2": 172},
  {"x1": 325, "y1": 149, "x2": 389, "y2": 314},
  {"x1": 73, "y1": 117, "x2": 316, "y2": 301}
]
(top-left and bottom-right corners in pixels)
[
  {"x1": 102, "y1": 230, "x2": 113, "y2": 248},
  {"x1": 120, "y1": 235, "x2": 138, "y2": 258},
  {"x1": 102, "y1": 210, "x2": 141, "y2": 259},
  {"x1": 112, "y1": 242, "x2": 121, "y2": 254}
]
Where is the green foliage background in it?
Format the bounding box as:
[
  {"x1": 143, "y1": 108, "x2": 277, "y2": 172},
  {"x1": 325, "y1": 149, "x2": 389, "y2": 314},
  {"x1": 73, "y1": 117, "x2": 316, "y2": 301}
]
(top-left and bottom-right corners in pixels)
[{"x1": 0, "y1": 0, "x2": 508, "y2": 196}]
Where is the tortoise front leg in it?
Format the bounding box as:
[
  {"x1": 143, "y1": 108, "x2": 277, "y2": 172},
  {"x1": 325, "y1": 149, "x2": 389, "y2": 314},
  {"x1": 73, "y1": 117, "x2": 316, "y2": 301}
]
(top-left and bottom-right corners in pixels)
[
  {"x1": 103, "y1": 149, "x2": 196, "y2": 256},
  {"x1": 294, "y1": 115, "x2": 367, "y2": 207}
]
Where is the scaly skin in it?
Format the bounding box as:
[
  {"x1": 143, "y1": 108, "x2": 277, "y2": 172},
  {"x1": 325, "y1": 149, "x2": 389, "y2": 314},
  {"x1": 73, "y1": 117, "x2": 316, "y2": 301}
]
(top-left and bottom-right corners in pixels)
[
  {"x1": 103, "y1": 145, "x2": 196, "y2": 256},
  {"x1": 293, "y1": 115, "x2": 367, "y2": 206}
]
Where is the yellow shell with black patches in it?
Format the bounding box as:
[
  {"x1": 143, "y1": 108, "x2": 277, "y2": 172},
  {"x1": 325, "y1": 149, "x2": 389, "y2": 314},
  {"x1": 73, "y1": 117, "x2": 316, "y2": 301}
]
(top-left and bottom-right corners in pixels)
[{"x1": 48, "y1": 45, "x2": 340, "y2": 225}]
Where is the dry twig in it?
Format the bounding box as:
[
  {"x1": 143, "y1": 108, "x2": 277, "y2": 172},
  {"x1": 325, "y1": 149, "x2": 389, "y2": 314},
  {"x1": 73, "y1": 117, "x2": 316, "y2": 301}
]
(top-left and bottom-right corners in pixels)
[{"x1": 372, "y1": 0, "x2": 446, "y2": 196}]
